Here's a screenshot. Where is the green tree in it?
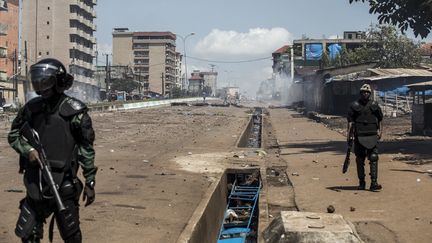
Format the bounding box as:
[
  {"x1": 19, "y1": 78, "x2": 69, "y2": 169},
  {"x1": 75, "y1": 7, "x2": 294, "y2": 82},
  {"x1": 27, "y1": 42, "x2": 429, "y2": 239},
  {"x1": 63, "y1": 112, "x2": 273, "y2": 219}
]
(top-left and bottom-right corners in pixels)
[
  {"x1": 349, "y1": 0, "x2": 432, "y2": 38},
  {"x1": 362, "y1": 25, "x2": 422, "y2": 67},
  {"x1": 334, "y1": 54, "x2": 342, "y2": 67},
  {"x1": 110, "y1": 78, "x2": 140, "y2": 93},
  {"x1": 171, "y1": 86, "x2": 182, "y2": 98},
  {"x1": 321, "y1": 52, "x2": 330, "y2": 68}
]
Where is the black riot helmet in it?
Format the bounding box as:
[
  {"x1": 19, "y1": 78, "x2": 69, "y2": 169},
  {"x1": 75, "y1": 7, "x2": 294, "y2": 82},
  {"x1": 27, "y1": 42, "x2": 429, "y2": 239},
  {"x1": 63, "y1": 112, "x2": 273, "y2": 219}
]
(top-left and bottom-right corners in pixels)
[{"x1": 29, "y1": 58, "x2": 74, "y2": 94}]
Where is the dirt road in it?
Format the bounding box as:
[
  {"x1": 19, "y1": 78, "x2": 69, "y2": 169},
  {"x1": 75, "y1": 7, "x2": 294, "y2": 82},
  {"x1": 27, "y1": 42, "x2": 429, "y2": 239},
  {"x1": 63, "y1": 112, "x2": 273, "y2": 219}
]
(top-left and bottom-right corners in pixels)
[
  {"x1": 269, "y1": 108, "x2": 432, "y2": 243},
  {"x1": 1, "y1": 104, "x2": 431, "y2": 243},
  {"x1": 0, "y1": 105, "x2": 250, "y2": 243}
]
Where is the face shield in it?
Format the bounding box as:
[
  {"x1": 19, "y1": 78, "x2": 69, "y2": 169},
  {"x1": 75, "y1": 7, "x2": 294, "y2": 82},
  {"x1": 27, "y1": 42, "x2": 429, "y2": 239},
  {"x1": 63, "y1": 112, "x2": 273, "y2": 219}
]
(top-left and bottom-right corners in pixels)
[{"x1": 28, "y1": 63, "x2": 58, "y2": 93}]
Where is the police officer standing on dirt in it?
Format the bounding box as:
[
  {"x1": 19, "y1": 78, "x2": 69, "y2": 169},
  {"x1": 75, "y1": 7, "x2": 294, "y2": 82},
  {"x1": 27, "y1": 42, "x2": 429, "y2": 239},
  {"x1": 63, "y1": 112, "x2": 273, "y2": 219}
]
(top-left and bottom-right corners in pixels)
[
  {"x1": 347, "y1": 84, "x2": 383, "y2": 191},
  {"x1": 8, "y1": 58, "x2": 97, "y2": 243}
]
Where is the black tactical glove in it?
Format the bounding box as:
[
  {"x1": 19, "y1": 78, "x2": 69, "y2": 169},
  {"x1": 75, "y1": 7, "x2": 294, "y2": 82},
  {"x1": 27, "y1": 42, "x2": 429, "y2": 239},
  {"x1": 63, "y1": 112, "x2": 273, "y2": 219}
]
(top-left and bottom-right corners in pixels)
[
  {"x1": 28, "y1": 149, "x2": 41, "y2": 166},
  {"x1": 83, "y1": 181, "x2": 95, "y2": 207}
]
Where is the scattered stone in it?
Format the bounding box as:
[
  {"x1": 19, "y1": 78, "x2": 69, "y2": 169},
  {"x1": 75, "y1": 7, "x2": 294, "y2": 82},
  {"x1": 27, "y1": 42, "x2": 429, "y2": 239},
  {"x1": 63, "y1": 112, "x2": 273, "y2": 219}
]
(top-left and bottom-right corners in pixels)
[
  {"x1": 324, "y1": 165, "x2": 328, "y2": 168},
  {"x1": 327, "y1": 205, "x2": 335, "y2": 213},
  {"x1": 142, "y1": 160, "x2": 149, "y2": 163},
  {"x1": 312, "y1": 160, "x2": 319, "y2": 163},
  {"x1": 312, "y1": 177, "x2": 320, "y2": 180},
  {"x1": 415, "y1": 217, "x2": 420, "y2": 220},
  {"x1": 417, "y1": 178, "x2": 421, "y2": 182},
  {"x1": 109, "y1": 167, "x2": 115, "y2": 170},
  {"x1": 110, "y1": 149, "x2": 114, "y2": 153},
  {"x1": 292, "y1": 172, "x2": 299, "y2": 176},
  {"x1": 188, "y1": 152, "x2": 193, "y2": 155},
  {"x1": 350, "y1": 207, "x2": 356, "y2": 212}
]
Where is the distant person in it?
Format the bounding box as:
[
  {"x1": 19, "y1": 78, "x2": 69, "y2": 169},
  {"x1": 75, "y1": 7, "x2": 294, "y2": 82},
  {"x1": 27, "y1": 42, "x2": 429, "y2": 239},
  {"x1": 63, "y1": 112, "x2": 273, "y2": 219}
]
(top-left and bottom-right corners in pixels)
[
  {"x1": 8, "y1": 58, "x2": 97, "y2": 242},
  {"x1": 202, "y1": 91, "x2": 206, "y2": 102},
  {"x1": 347, "y1": 84, "x2": 383, "y2": 191}
]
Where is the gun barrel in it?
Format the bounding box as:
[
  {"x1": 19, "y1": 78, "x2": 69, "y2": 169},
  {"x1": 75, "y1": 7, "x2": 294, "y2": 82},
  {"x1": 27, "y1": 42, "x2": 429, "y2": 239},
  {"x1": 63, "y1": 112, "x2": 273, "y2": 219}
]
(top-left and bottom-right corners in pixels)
[{"x1": 42, "y1": 164, "x2": 66, "y2": 211}]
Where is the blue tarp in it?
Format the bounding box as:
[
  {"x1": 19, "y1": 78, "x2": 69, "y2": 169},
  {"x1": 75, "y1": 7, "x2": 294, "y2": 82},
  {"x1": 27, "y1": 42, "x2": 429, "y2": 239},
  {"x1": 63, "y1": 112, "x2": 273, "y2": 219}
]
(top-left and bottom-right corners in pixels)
[
  {"x1": 305, "y1": 44, "x2": 323, "y2": 60},
  {"x1": 328, "y1": 44, "x2": 342, "y2": 60}
]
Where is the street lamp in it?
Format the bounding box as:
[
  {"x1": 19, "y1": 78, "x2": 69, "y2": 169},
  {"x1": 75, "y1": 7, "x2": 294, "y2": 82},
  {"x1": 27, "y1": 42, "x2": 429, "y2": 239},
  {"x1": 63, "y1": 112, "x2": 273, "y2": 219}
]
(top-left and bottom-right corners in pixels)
[{"x1": 177, "y1": 32, "x2": 195, "y2": 91}]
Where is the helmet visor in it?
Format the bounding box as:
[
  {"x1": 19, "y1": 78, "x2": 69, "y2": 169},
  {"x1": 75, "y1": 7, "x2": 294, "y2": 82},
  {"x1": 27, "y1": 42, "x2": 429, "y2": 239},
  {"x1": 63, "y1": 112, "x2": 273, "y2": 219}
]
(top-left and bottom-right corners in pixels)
[{"x1": 29, "y1": 64, "x2": 58, "y2": 92}]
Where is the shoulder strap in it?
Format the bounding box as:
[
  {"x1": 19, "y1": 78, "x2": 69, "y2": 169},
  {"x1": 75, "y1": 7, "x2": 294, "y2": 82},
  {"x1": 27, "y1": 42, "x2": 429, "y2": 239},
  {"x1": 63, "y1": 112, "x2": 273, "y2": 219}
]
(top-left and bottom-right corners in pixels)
[{"x1": 59, "y1": 96, "x2": 87, "y2": 117}]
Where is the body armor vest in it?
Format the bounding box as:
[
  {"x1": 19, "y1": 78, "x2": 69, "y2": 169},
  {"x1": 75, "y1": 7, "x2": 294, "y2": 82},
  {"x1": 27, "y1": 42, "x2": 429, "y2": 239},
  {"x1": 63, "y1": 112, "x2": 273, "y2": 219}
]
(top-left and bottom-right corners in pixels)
[
  {"x1": 22, "y1": 95, "x2": 85, "y2": 200},
  {"x1": 352, "y1": 100, "x2": 379, "y2": 137}
]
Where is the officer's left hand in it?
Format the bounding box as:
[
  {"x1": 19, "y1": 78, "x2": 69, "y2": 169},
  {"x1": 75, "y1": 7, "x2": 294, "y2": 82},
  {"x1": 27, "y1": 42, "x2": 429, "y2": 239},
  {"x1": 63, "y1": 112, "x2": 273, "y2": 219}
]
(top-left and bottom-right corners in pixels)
[{"x1": 83, "y1": 181, "x2": 95, "y2": 207}]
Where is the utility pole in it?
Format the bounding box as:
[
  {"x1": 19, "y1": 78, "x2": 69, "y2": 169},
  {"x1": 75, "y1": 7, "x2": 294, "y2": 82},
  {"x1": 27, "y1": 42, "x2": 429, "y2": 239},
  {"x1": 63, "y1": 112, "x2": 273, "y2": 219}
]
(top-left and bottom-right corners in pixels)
[
  {"x1": 105, "y1": 54, "x2": 110, "y2": 95},
  {"x1": 209, "y1": 64, "x2": 215, "y2": 72},
  {"x1": 24, "y1": 41, "x2": 29, "y2": 101},
  {"x1": 13, "y1": 49, "x2": 18, "y2": 100}
]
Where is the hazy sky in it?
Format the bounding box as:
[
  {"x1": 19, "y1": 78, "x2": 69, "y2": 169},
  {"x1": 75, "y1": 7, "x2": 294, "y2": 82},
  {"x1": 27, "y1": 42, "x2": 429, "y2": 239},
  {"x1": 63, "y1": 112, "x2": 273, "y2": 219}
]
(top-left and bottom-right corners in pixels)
[{"x1": 95, "y1": 0, "x2": 431, "y2": 95}]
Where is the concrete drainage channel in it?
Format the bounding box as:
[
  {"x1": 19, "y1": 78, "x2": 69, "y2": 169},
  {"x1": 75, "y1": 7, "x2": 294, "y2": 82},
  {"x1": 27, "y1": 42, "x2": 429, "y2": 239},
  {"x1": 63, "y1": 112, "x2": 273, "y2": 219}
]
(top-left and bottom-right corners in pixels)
[{"x1": 178, "y1": 108, "x2": 264, "y2": 243}]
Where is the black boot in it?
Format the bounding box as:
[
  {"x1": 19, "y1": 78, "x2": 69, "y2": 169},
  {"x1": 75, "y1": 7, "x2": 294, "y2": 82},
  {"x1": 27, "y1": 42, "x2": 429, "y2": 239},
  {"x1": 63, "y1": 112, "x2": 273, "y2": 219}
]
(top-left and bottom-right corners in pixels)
[
  {"x1": 356, "y1": 157, "x2": 366, "y2": 189},
  {"x1": 370, "y1": 160, "x2": 382, "y2": 191},
  {"x1": 358, "y1": 180, "x2": 366, "y2": 190},
  {"x1": 370, "y1": 181, "x2": 382, "y2": 191}
]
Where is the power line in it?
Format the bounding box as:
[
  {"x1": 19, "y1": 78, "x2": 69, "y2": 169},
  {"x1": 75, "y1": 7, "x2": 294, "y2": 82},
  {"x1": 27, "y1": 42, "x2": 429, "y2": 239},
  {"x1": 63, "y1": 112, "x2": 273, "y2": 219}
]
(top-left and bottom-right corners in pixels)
[{"x1": 187, "y1": 56, "x2": 272, "y2": 63}]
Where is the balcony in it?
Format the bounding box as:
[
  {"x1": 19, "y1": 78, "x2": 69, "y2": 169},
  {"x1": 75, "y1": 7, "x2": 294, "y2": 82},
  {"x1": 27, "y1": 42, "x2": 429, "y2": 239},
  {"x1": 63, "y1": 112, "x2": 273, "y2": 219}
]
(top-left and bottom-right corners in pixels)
[
  {"x1": 0, "y1": 0, "x2": 7, "y2": 11},
  {"x1": 0, "y1": 47, "x2": 7, "y2": 58},
  {"x1": 0, "y1": 23, "x2": 7, "y2": 36},
  {"x1": 0, "y1": 70, "x2": 6, "y2": 81}
]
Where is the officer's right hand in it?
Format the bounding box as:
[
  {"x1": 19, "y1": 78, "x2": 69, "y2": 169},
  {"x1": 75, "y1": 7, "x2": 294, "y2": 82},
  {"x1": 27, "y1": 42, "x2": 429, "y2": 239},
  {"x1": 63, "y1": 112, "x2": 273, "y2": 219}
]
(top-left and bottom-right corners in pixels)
[{"x1": 28, "y1": 149, "x2": 41, "y2": 165}]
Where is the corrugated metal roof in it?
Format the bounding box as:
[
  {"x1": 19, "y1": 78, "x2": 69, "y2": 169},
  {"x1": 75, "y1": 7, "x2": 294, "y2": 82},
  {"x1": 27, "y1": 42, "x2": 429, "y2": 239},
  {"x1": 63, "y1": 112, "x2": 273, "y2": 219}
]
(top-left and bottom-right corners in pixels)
[
  {"x1": 406, "y1": 80, "x2": 432, "y2": 89},
  {"x1": 273, "y1": 45, "x2": 291, "y2": 54},
  {"x1": 368, "y1": 68, "x2": 432, "y2": 77}
]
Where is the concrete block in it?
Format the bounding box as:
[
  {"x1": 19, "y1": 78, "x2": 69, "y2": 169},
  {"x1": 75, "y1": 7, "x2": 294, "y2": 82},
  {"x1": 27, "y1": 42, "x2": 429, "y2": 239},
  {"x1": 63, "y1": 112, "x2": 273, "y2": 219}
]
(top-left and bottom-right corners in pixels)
[{"x1": 263, "y1": 211, "x2": 363, "y2": 243}]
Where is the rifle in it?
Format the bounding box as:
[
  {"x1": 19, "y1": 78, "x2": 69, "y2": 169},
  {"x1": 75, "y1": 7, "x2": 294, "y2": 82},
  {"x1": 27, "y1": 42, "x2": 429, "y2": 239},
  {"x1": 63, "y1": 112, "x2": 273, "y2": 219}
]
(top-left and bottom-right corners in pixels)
[
  {"x1": 342, "y1": 125, "x2": 354, "y2": 174},
  {"x1": 20, "y1": 122, "x2": 66, "y2": 212}
]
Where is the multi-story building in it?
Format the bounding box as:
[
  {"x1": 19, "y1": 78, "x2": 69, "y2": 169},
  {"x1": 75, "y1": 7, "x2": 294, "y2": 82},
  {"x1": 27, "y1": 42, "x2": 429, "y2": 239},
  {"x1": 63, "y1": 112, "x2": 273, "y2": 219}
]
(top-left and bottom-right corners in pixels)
[
  {"x1": 175, "y1": 52, "x2": 182, "y2": 88},
  {"x1": 21, "y1": 0, "x2": 98, "y2": 101},
  {"x1": 112, "y1": 28, "x2": 177, "y2": 96},
  {"x1": 0, "y1": 0, "x2": 20, "y2": 104},
  {"x1": 292, "y1": 31, "x2": 367, "y2": 68},
  {"x1": 201, "y1": 71, "x2": 218, "y2": 96},
  {"x1": 0, "y1": 0, "x2": 19, "y2": 81},
  {"x1": 187, "y1": 70, "x2": 218, "y2": 96}
]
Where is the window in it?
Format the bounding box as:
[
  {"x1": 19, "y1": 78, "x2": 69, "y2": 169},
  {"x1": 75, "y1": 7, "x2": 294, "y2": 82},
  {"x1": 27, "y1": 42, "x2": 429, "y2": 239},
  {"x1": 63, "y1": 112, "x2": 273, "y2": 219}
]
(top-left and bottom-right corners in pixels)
[
  {"x1": 39, "y1": 52, "x2": 42, "y2": 56},
  {"x1": 46, "y1": 52, "x2": 49, "y2": 55},
  {"x1": 47, "y1": 21, "x2": 50, "y2": 25},
  {"x1": 47, "y1": 6, "x2": 50, "y2": 10},
  {"x1": 47, "y1": 35, "x2": 50, "y2": 39}
]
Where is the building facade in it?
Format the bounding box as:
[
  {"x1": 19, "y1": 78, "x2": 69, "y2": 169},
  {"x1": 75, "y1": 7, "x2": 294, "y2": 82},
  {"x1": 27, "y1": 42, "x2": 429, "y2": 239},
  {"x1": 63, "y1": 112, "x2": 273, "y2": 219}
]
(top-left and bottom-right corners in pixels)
[
  {"x1": 201, "y1": 71, "x2": 218, "y2": 96},
  {"x1": 112, "y1": 29, "x2": 178, "y2": 96},
  {"x1": 21, "y1": 0, "x2": 98, "y2": 101},
  {"x1": 175, "y1": 52, "x2": 182, "y2": 88},
  {"x1": 0, "y1": 0, "x2": 20, "y2": 105}
]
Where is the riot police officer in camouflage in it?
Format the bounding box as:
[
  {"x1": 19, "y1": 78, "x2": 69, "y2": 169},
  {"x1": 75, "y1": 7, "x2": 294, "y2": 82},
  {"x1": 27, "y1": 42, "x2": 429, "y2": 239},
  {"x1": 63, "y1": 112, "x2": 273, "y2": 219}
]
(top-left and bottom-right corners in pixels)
[
  {"x1": 8, "y1": 58, "x2": 97, "y2": 243},
  {"x1": 347, "y1": 84, "x2": 383, "y2": 191}
]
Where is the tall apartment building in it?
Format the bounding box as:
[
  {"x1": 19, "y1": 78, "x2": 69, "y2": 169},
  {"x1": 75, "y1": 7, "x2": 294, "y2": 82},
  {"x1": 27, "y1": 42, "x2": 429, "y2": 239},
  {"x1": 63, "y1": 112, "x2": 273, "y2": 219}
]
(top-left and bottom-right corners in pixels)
[
  {"x1": 175, "y1": 52, "x2": 182, "y2": 88},
  {"x1": 21, "y1": 0, "x2": 98, "y2": 101},
  {"x1": 0, "y1": 0, "x2": 21, "y2": 104},
  {"x1": 112, "y1": 29, "x2": 177, "y2": 96},
  {"x1": 0, "y1": 0, "x2": 19, "y2": 81}
]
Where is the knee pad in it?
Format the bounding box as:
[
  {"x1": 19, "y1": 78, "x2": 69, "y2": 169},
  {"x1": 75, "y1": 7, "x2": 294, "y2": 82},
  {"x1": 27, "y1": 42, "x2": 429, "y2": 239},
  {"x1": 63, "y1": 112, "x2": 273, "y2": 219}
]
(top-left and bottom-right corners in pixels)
[
  {"x1": 15, "y1": 199, "x2": 39, "y2": 240},
  {"x1": 56, "y1": 200, "x2": 80, "y2": 240},
  {"x1": 369, "y1": 152, "x2": 379, "y2": 162}
]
